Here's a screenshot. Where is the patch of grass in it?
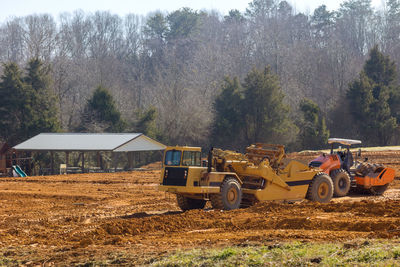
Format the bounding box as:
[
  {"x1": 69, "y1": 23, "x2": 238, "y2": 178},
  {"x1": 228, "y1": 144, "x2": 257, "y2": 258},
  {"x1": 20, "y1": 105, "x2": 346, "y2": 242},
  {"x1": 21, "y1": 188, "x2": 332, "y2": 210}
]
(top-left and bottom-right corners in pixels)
[
  {"x1": 212, "y1": 247, "x2": 237, "y2": 260},
  {"x1": 152, "y1": 239, "x2": 400, "y2": 266},
  {"x1": 0, "y1": 257, "x2": 19, "y2": 266}
]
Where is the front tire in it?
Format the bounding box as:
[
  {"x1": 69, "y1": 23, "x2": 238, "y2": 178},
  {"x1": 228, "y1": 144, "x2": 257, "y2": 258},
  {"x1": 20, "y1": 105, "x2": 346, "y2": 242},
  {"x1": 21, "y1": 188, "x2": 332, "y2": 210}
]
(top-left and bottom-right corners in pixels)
[
  {"x1": 176, "y1": 194, "x2": 206, "y2": 211},
  {"x1": 306, "y1": 173, "x2": 333, "y2": 203},
  {"x1": 330, "y1": 169, "x2": 351, "y2": 197},
  {"x1": 210, "y1": 177, "x2": 242, "y2": 210}
]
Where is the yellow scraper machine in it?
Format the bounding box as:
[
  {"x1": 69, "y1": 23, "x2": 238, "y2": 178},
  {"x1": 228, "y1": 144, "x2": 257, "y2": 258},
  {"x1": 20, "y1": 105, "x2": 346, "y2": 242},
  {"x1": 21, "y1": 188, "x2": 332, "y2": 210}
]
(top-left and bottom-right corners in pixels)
[{"x1": 158, "y1": 143, "x2": 333, "y2": 210}]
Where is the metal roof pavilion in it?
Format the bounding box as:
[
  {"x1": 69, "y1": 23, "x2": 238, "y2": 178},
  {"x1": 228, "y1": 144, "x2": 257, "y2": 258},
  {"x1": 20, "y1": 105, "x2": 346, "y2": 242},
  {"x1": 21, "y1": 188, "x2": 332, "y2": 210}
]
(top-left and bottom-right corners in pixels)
[{"x1": 13, "y1": 133, "x2": 166, "y2": 152}]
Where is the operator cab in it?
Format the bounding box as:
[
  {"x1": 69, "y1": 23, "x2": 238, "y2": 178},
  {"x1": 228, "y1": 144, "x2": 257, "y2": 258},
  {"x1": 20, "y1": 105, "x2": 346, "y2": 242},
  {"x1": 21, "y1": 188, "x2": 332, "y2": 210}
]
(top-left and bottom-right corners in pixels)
[
  {"x1": 309, "y1": 138, "x2": 362, "y2": 173},
  {"x1": 163, "y1": 147, "x2": 202, "y2": 167},
  {"x1": 328, "y1": 138, "x2": 361, "y2": 171},
  {"x1": 161, "y1": 146, "x2": 203, "y2": 187}
]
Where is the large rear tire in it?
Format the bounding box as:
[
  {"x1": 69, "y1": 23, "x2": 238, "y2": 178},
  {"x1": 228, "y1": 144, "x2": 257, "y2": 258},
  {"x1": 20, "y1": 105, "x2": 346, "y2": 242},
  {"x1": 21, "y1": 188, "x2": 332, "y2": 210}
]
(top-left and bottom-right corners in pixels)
[
  {"x1": 176, "y1": 194, "x2": 206, "y2": 211},
  {"x1": 330, "y1": 169, "x2": 351, "y2": 197},
  {"x1": 210, "y1": 177, "x2": 242, "y2": 210},
  {"x1": 306, "y1": 173, "x2": 333, "y2": 203}
]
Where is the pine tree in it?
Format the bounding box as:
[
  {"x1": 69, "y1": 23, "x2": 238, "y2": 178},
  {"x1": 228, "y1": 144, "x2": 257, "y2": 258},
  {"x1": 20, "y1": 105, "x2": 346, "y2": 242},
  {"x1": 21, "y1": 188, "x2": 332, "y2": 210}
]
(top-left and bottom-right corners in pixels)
[
  {"x1": 363, "y1": 45, "x2": 396, "y2": 86},
  {"x1": 347, "y1": 45, "x2": 398, "y2": 145},
  {"x1": 298, "y1": 98, "x2": 329, "y2": 150},
  {"x1": 135, "y1": 107, "x2": 159, "y2": 139},
  {"x1": 242, "y1": 67, "x2": 295, "y2": 145},
  {"x1": 80, "y1": 86, "x2": 126, "y2": 132},
  {"x1": 211, "y1": 67, "x2": 296, "y2": 149},
  {"x1": 211, "y1": 77, "x2": 243, "y2": 149},
  {"x1": 24, "y1": 58, "x2": 60, "y2": 135},
  {"x1": 0, "y1": 62, "x2": 34, "y2": 145}
]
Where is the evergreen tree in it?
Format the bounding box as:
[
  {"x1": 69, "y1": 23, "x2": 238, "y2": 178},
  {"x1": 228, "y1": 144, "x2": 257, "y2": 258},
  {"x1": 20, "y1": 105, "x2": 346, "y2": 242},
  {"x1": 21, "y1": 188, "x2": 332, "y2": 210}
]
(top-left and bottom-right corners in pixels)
[
  {"x1": 0, "y1": 62, "x2": 34, "y2": 145},
  {"x1": 24, "y1": 58, "x2": 60, "y2": 135},
  {"x1": 211, "y1": 77, "x2": 243, "y2": 149},
  {"x1": 347, "y1": 45, "x2": 398, "y2": 145},
  {"x1": 80, "y1": 86, "x2": 126, "y2": 132},
  {"x1": 135, "y1": 107, "x2": 159, "y2": 139},
  {"x1": 242, "y1": 67, "x2": 295, "y2": 145},
  {"x1": 166, "y1": 8, "x2": 200, "y2": 40},
  {"x1": 143, "y1": 13, "x2": 168, "y2": 40},
  {"x1": 211, "y1": 67, "x2": 295, "y2": 149},
  {"x1": 298, "y1": 98, "x2": 329, "y2": 150},
  {"x1": 363, "y1": 45, "x2": 396, "y2": 86},
  {"x1": 224, "y1": 9, "x2": 245, "y2": 23}
]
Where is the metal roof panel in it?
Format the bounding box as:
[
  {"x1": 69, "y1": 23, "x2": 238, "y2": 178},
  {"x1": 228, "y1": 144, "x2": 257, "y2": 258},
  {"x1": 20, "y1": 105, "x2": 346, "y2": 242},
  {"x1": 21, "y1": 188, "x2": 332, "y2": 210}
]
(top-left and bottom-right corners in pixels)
[
  {"x1": 114, "y1": 135, "x2": 166, "y2": 151},
  {"x1": 328, "y1": 138, "x2": 362, "y2": 146},
  {"x1": 13, "y1": 133, "x2": 150, "y2": 151}
]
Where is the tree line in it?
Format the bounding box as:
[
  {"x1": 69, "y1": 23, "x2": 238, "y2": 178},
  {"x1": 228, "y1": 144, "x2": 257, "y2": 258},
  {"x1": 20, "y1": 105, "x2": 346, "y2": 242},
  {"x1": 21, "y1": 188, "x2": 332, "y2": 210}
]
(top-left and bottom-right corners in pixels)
[{"x1": 1, "y1": 0, "x2": 400, "y2": 150}]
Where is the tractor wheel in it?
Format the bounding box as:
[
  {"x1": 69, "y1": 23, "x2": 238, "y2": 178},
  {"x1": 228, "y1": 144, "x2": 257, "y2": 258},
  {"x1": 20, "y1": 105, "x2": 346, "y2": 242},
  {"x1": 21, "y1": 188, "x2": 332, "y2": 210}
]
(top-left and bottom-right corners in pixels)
[
  {"x1": 306, "y1": 173, "x2": 333, "y2": 203},
  {"x1": 330, "y1": 169, "x2": 351, "y2": 197},
  {"x1": 176, "y1": 194, "x2": 206, "y2": 211},
  {"x1": 369, "y1": 184, "x2": 389, "y2": 196},
  {"x1": 210, "y1": 177, "x2": 242, "y2": 210}
]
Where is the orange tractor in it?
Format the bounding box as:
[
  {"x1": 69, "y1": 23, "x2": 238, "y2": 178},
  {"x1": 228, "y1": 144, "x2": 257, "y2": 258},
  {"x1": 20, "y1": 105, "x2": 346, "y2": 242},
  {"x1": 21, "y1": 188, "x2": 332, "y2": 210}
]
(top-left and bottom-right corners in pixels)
[{"x1": 309, "y1": 138, "x2": 395, "y2": 196}]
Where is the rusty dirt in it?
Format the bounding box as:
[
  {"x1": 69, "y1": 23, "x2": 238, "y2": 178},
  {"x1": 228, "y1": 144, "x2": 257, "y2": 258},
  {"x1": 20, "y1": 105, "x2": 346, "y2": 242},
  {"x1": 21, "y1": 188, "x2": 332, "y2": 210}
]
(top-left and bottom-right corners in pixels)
[{"x1": 1, "y1": 151, "x2": 400, "y2": 265}]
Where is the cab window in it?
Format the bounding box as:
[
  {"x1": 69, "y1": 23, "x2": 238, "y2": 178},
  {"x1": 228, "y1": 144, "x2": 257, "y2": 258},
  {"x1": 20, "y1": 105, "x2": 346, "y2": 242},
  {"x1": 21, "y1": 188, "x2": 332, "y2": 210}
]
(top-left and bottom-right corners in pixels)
[
  {"x1": 164, "y1": 150, "x2": 181, "y2": 166},
  {"x1": 182, "y1": 151, "x2": 201, "y2": 166}
]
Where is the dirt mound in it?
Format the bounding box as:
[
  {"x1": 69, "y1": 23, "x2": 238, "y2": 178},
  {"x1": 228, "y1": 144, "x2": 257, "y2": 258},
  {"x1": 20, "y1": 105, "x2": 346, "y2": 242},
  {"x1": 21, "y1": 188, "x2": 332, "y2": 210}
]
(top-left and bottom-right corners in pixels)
[{"x1": 91, "y1": 200, "x2": 400, "y2": 244}]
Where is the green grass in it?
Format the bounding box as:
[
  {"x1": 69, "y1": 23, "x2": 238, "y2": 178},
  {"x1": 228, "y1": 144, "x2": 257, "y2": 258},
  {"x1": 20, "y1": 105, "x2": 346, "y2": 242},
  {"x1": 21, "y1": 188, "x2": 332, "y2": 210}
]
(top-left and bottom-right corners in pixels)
[{"x1": 151, "y1": 240, "x2": 400, "y2": 266}]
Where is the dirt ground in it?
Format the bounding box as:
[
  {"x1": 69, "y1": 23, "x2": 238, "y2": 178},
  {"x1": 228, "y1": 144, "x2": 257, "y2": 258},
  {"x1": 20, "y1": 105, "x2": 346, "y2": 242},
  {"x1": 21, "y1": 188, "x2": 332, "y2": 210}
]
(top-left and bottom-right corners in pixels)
[{"x1": 2, "y1": 151, "x2": 400, "y2": 265}]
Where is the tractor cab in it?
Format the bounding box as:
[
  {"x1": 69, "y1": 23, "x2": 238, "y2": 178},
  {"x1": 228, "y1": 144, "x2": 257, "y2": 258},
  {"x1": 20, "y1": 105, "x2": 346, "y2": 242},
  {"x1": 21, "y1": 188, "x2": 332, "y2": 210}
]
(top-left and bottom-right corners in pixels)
[
  {"x1": 161, "y1": 146, "x2": 205, "y2": 187},
  {"x1": 310, "y1": 138, "x2": 362, "y2": 174}
]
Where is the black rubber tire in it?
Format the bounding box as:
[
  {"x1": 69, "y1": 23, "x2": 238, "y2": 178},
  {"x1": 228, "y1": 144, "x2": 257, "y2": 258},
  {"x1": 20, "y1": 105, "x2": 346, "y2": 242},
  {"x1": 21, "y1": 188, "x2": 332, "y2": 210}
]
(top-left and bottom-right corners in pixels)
[
  {"x1": 176, "y1": 194, "x2": 206, "y2": 211},
  {"x1": 306, "y1": 173, "x2": 333, "y2": 203},
  {"x1": 369, "y1": 184, "x2": 389, "y2": 196},
  {"x1": 210, "y1": 177, "x2": 242, "y2": 210},
  {"x1": 330, "y1": 169, "x2": 351, "y2": 197}
]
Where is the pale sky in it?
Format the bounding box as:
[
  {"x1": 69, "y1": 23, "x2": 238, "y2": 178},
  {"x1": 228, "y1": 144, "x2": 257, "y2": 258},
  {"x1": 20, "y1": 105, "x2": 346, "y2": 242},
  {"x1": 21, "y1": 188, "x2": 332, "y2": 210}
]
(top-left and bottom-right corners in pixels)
[{"x1": 0, "y1": 0, "x2": 385, "y2": 22}]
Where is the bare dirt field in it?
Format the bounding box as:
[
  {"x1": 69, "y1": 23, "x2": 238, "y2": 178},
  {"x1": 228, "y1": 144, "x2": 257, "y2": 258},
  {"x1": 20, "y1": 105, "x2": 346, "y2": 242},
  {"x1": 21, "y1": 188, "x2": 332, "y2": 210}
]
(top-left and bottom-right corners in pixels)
[{"x1": 1, "y1": 151, "x2": 400, "y2": 265}]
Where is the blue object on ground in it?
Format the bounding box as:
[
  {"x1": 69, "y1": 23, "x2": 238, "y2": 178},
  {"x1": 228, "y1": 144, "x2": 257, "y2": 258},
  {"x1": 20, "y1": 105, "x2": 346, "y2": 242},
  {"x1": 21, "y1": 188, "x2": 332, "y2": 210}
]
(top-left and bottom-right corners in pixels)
[{"x1": 12, "y1": 165, "x2": 27, "y2": 177}]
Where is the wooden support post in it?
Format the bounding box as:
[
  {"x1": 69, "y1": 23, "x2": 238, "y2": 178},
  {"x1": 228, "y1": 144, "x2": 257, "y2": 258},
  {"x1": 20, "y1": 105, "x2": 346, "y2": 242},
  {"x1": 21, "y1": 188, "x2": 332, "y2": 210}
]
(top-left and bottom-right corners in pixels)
[
  {"x1": 81, "y1": 152, "x2": 85, "y2": 173},
  {"x1": 113, "y1": 152, "x2": 117, "y2": 172},
  {"x1": 66, "y1": 151, "x2": 69, "y2": 167},
  {"x1": 50, "y1": 151, "x2": 54, "y2": 175},
  {"x1": 99, "y1": 153, "x2": 104, "y2": 170},
  {"x1": 97, "y1": 152, "x2": 101, "y2": 168},
  {"x1": 128, "y1": 152, "x2": 133, "y2": 170},
  {"x1": 27, "y1": 151, "x2": 32, "y2": 176}
]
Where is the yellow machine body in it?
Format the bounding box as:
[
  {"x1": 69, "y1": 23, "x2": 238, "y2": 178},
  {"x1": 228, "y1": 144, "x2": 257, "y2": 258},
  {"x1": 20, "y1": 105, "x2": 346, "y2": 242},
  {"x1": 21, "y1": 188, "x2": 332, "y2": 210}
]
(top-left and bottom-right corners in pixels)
[{"x1": 158, "y1": 144, "x2": 331, "y2": 208}]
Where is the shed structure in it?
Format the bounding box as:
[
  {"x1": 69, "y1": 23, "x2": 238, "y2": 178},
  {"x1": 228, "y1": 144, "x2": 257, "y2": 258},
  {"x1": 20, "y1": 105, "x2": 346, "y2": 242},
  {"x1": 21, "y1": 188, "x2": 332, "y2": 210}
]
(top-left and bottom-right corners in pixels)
[{"x1": 13, "y1": 133, "x2": 166, "y2": 174}]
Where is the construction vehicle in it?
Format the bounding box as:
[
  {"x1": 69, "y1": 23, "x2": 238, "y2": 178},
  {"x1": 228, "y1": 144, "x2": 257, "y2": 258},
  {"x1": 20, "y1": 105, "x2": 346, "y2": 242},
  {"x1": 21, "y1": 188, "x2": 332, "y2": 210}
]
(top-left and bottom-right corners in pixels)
[
  {"x1": 158, "y1": 143, "x2": 334, "y2": 211},
  {"x1": 309, "y1": 138, "x2": 395, "y2": 196}
]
